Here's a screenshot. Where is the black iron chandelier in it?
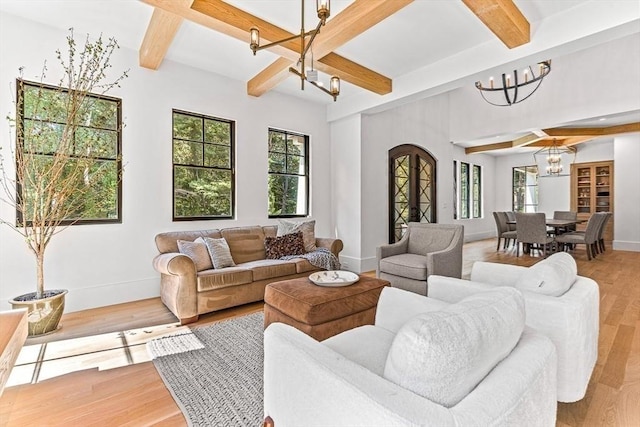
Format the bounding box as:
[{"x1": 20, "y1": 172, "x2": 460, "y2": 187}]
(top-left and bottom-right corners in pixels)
[
  {"x1": 249, "y1": 0, "x2": 340, "y2": 101},
  {"x1": 475, "y1": 60, "x2": 551, "y2": 106}
]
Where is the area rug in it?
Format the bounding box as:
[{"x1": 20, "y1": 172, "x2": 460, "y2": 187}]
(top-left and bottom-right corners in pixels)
[{"x1": 147, "y1": 312, "x2": 264, "y2": 427}]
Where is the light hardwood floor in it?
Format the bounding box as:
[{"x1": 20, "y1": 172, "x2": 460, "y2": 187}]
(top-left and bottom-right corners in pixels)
[{"x1": 0, "y1": 239, "x2": 638, "y2": 426}]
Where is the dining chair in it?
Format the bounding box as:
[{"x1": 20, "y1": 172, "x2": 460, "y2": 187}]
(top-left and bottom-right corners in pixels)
[
  {"x1": 555, "y1": 213, "x2": 601, "y2": 260},
  {"x1": 553, "y1": 211, "x2": 578, "y2": 234},
  {"x1": 515, "y1": 212, "x2": 555, "y2": 257},
  {"x1": 571, "y1": 211, "x2": 611, "y2": 255},
  {"x1": 504, "y1": 211, "x2": 517, "y2": 231},
  {"x1": 492, "y1": 212, "x2": 517, "y2": 251}
]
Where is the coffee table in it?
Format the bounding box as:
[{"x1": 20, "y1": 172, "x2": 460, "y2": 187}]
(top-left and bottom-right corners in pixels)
[{"x1": 264, "y1": 275, "x2": 390, "y2": 341}]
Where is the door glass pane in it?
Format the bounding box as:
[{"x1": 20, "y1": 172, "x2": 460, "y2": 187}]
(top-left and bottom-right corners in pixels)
[
  {"x1": 393, "y1": 155, "x2": 410, "y2": 241},
  {"x1": 418, "y1": 157, "x2": 432, "y2": 223}
]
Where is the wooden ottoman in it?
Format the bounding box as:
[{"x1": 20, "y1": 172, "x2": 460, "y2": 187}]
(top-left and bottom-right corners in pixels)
[{"x1": 264, "y1": 275, "x2": 390, "y2": 341}]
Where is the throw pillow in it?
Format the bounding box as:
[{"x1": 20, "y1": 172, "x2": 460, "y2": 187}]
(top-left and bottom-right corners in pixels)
[
  {"x1": 277, "y1": 219, "x2": 316, "y2": 252},
  {"x1": 264, "y1": 231, "x2": 305, "y2": 259},
  {"x1": 203, "y1": 237, "x2": 236, "y2": 269},
  {"x1": 383, "y1": 287, "x2": 525, "y2": 408},
  {"x1": 177, "y1": 237, "x2": 213, "y2": 272},
  {"x1": 515, "y1": 251, "x2": 577, "y2": 297}
]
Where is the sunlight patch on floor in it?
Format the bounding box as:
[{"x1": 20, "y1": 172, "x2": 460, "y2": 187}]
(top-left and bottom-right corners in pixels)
[{"x1": 7, "y1": 322, "x2": 188, "y2": 387}]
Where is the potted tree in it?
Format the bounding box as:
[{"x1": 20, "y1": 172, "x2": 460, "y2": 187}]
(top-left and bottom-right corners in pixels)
[{"x1": 0, "y1": 29, "x2": 127, "y2": 336}]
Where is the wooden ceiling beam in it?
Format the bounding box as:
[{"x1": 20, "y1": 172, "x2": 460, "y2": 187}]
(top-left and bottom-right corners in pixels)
[
  {"x1": 139, "y1": 3, "x2": 187, "y2": 69},
  {"x1": 465, "y1": 141, "x2": 512, "y2": 154},
  {"x1": 462, "y1": 0, "x2": 530, "y2": 48},
  {"x1": 190, "y1": 0, "x2": 399, "y2": 96},
  {"x1": 247, "y1": 57, "x2": 295, "y2": 97},
  {"x1": 543, "y1": 122, "x2": 640, "y2": 137}
]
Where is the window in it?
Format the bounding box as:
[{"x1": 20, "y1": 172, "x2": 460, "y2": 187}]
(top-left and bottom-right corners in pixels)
[
  {"x1": 472, "y1": 164, "x2": 481, "y2": 218},
  {"x1": 17, "y1": 80, "x2": 122, "y2": 224},
  {"x1": 172, "y1": 110, "x2": 234, "y2": 220},
  {"x1": 268, "y1": 129, "x2": 309, "y2": 217},
  {"x1": 454, "y1": 161, "x2": 482, "y2": 220},
  {"x1": 512, "y1": 165, "x2": 538, "y2": 212}
]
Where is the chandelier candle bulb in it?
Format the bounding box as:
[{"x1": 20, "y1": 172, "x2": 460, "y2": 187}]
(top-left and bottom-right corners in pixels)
[
  {"x1": 490, "y1": 77, "x2": 494, "y2": 88},
  {"x1": 249, "y1": 27, "x2": 259, "y2": 55}
]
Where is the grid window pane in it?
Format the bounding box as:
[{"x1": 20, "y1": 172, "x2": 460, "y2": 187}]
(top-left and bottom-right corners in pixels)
[
  {"x1": 268, "y1": 129, "x2": 309, "y2": 218},
  {"x1": 18, "y1": 81, "x2": 122, "y2": 225},
  {"x1": 512, "y1": 165, "x2": 539, "y2": 212},
  {"x1": 172, "y1": 110, "x2": 234, "y2": 220}
]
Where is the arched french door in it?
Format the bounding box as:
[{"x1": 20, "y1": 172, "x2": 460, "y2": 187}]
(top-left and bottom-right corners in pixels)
[{"x1": 388, "y1": 144, "x2": 437, "y2": 243}]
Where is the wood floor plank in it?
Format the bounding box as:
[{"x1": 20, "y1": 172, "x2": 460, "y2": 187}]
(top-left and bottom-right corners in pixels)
[{"x1": 599, "y1": 324, "x2": 635, "y2": 390}]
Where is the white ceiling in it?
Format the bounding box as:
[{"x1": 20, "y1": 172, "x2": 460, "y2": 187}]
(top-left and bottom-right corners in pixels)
[{"x1": 1, "y1": 0, "x2": 638, "y2": 151}]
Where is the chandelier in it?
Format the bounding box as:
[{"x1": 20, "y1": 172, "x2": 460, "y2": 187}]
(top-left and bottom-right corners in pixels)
[
  {"x1": 475, "y1": 60, "x2": 551, "y2": 106},
  {"x1": 249, "y1": 0, "x2": 340, "y2": 101},
  {"x1": 533, "y1": 138, "x2": 576, "y2": 177}
]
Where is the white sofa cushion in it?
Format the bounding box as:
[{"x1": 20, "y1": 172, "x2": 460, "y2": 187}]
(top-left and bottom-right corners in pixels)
[
  {"x1": 515, "y1": 252, "x2": 577, "y2": 297},
  {"x1": 383, "y1": 287, "x2": 525, "y2": 407},
  {"x1": 323, "y1": 325, "x2": 396, "y2": 376}
]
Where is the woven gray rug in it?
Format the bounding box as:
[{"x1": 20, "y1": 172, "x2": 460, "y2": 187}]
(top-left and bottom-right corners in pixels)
[{"x1": 148, "y1": 312, "x2": 264, "y2": 427}]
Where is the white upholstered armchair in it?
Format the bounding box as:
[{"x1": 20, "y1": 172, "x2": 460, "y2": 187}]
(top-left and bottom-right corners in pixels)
[
  {"x1": 264, "y1": 287, "x2": 558, "y2": 427},
  {"x1": 376, "y1": 223, "x2": 464, "y2": 295},
  {"x1": 428, "y1": 252, "x2": 599, "y2": 403}
]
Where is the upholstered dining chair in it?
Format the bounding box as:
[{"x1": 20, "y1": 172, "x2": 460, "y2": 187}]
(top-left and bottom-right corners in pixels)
[
  {"x1": 552, "y1": 211, "x2": 578, "y2": 234},
  {"x1": 376, "y1": 223, "x2": 464, "y2": 295},
  {"x1": 516, "y1": 213, "x2": 555, "y2": 257},
  {"x1": 555, "y1": 213, "x2": 602, "y2": 260},
  {"x1": 595, "y1": 212, "x2": 612, "y2": 253},
  {"x1": 493, "y1": 212, "x2": 517, "y2": 251},
  {"x1": 505, "y1": 211, "x2": 517, "y2": 231}
]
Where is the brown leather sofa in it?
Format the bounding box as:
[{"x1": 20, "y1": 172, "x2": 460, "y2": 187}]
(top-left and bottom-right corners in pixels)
[{"x1": 153, "y1": 225, "x2": 343, "y2": 324}]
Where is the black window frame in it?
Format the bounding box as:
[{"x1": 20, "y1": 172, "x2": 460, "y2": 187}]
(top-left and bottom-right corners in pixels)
[
  {"x1": 16, "y1": 79, "x2": 123, "y2": 226},
  {"x1": 472, "y1": 164, "x2": 482, "y2": 218},
  {"x1": 460, "y1": 162, "x2": 470, "y2": 219},
  {"x1": 512, "y1": 165, "x2": 539, "y2": 212},
  {"x1": 267, "y1": 128, "x2": 310, "y2": 218},
  {"x1": 171, "y1": 109, "x2": 235, "y2": 221}
]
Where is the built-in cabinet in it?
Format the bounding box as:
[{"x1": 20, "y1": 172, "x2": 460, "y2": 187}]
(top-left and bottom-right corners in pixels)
[{"x1": 570, "y1": 161, "x2": 614, "y2": 241}]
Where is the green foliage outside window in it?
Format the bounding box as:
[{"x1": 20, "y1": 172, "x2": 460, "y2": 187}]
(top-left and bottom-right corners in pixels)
[
  {"x1": 172, "y1": 111, "x2": 234, "y2": 219},
  {"x1": 19, "y1": 81, "x2": 121, "y2": 223},
  {"x1": 268, "y1": 129, "x2": 308, "y2": 217}
]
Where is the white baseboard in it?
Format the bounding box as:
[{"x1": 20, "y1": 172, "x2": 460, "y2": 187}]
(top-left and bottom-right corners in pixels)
[
  {"x1": 338, "y1": 255, "x2": 377, "y2": 274},
  {"x1": 612, "y1": 240, "x2": 640, "y2": 252},
  {"x1": 64, "y1": 278, "x2": 160, "y2": 313}
]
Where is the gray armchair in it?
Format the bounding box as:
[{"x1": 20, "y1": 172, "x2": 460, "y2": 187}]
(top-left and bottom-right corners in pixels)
[{"x1": 376, "y1": 223, "x2": 464, "y2": 295}]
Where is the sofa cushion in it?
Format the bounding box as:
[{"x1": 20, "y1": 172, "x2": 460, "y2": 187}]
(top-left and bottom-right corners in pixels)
[
  {"x1": 323, "y1": 325, "x2": 396, "y2": 376},
  {"x1": 265, "y1": 231, "x2": 305, "y2": 259},
  {"x1": 177, "y1": 238, "x2": 213, "y2": 272},
  {"x1": 221, "y1": 226, "x2": 266, "y2": 264},
  {"x1": 379, "y1": 253, "x2": 427, "y2": 280},
  {"x1": 278, "y1": 219, "x2": 317, "y2": 252},
  {"x1": 239, "y1": 259, "x2": 297, "y2": 281},
  {"x1": 383, "y1": 287, "x2": 525, "y2": 408},
  {"x1": 203, "y1": 237, "x2": 236, "y2": 269},
  {"x1": 515, "y1": 252, "x2": 577, "y2": 297},
  {"x1": 197, "y1": 267, "x2": 253, "y2": 292},
  {"x1": 290, "y1": 258, "x2": 317, "y2": 274}
]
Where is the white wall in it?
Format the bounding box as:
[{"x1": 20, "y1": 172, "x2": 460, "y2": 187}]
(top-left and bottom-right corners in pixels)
[
  {"x1": 450, "y1": 34, "x2": 640, "y2": 142},
  {"x1": 330, "y1": 115, "x2": 362, "y2": 271},
  {"x1": 613, "y1": 134, "x2": 640, "y2": 251},
  {"x1": 0, "y1": 14, "x2": 333, "y2": 312}
]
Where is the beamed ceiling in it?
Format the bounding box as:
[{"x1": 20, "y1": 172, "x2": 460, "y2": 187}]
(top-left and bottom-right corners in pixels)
[{"x1": 1, "y1": 0, "x2": 638, "y2": 155}]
